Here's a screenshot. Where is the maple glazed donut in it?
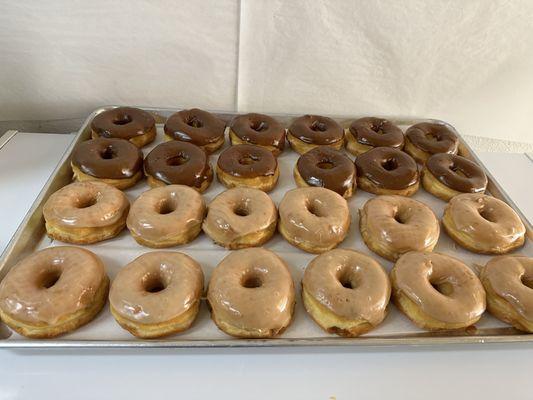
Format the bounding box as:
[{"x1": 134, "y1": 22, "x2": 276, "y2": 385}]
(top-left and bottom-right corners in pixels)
[
  {"x1": 109, "y1": 251, "x2": 204, "y2": 338},
  {"x1": 355, "y1": 147, "x2": 419, "y2": 196},
  {"x1": 127, "y1": 185, "x2": 206, "y2": 248},
  {"x1": 207, "y1": 248, "x2": 295, "y2": 338},
  {"x1": 302, "y1": 249, "x2": 391, "y2": 337},
  {"x1": 391, "y1": 251, "x2": 486, "y2": 330},
  {"x1": 216, "y1": 144, "x2": 279, "y2": 192},
  {"x1": 43, "y1": 181, "x2": 129, "y2": 244},
  {"x1": 294, "y1": 146, "x2": 356, "y2": 198},
  {"x1": 164, "y1": 108, "x2": 225, "y2": 153},
  {"x1": 287, "y1": 115, "x2": 344, "y2": 154},
  {"x1": 0, "y1": 246, "x2": 109, "y2": 338},
  {"x1": 359, "y1": 195, "x2": 440, "y2": 261},
  {"x1": 480, "y1": 256, "x2": 533, "y2": 332},
  {"x1": 71, "y1": 138, "x2": 143, "y2": 190},
  {"x1": 404, "y1": 122, "x2": 459, "y2": 163},
  {"x1": 422, "y1": 153, "x2": 488, "y2": 201},
  {"x1": 345, "y1": 117, "x2": 404, "y2": 156},
  {"x1": 91, "y1": 107, "x2": 156, "y2": 148},
  {"x1": 229, "y1": 113, "x2": 285, "y2": 155},
  {"x1": 144, "y1": 141, "x2": 213, "y2": 192},
  {"x1": 278, "y1": 187, "x2": 350, "y2": 253},
  {"x1": 442, "y1": 193, "x2": 526, "y2": 254},
  {"x1": 202, "y1": 187, "x2": 277, "y2": 249}
]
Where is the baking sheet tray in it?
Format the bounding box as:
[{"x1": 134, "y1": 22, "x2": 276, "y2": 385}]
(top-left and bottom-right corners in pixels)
[{"x1": 0, "y1": 106, "x2": 531, "y2": 348}]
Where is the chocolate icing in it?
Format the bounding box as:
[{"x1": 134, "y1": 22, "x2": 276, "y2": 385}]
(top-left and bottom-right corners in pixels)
[
  {"x1": 349, "y1": 117, "x2": 404, "y2": 148},
  {"x1": 91, "y1": 107, "x2": 155, "y2": 140},
  {"x1": 426, "y1": 153, "x2": 487, "y2": 193},
  {"x1": 355, "y1": 147, "x2": 419, "y2": 190},
  {"x1": 144, "y1": 141, "x2": 211, "y2": 188},
  {"x1": 217, "y1": 144, "x2": 277, "y2": 178},
  {"x1": 230, "y1": 113, "x2": 285, "y2": 151},
  {"x1": 164, "y1": 108, "x2": 225, "y2": 147},
  {"x1": 296, "y1": 146, "x2": 355, "y2": 196},
  {"x1": 72, "y1": 138, "x2": 143, "y2": 179},
  {"x1": 406, "y1": 122, "x2": 458, "y2": 154},
  {"x1": 288, "y1": 115, "x2": 343, "y2": 145}
]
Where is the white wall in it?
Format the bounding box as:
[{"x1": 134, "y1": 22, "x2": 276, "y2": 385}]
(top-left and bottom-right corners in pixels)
[{"x1": 1, "y1": 0, "x2": 532, "y2": 143}]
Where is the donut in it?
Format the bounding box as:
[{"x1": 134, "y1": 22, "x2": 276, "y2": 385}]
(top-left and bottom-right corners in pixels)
[
  {"x1": 229, "y1": 113, "x2": 285, "y2": 155},
  {"x1": 109, "y1": 251, "x2": 204, "y2": 338},
  {"x1": 164, "y1": 108, "x2": 225, "y2": 153},
  {"x1": 355, "y1": 147, "x2": 419, "y2": 196},
  {"x1": 302, "y1": 249, "x2": 391, "y2": 337},
  {"x1": 442, "y1": 193, "x2": 526, "y2": 254},
  {"x1": 0, "y1": 246, "x2": 109, "y2": 338},
  {"x1": 359, "y1": 195, "x2": 440, "y2": 261},
  {"x1": 71, "y1": 138, "x2": 143, "y2": 190},
  {"x1": 294, "y1": 146, "x2": 356, "y2": 198},
  {"x1": 202, "y1": 187, "x2": 277, "y2": 249},
  {"x1": 127, "y1": 185, "x2": 206, "y2": 248},
  {"x1": 345, "y1": 117, "x2": 404, "y2": 156},
  {"x1": 287, "y1": 115, "x2": 344, "y2": 154},
  {"x1": 207, "y1": 248, "x2": 295, "y2": 338},
  {"x1": 422, "y1": 153, "x2": 488, "y2": 201},
  {"x1": 43, "y1": 181, "x2": 129, "y2": 244},
  {"x1": 216, "y1": 144, "x2": 279, "y2": 192},
  {"x1": 480, "y1": 256, "x2": 533, "y2": 332},
  {"x1": 144, "y1": 141, "x2": 213, "y2": 192},
  {"x1": 91, "y1": 107, "x2": 156, "y2": 148},
  {"x1": 404, "y1": 122, "x2": 459, "y2": 163},
  {"x1": 278, "y1": 187, "x2": 350, "y2": 253},
  {"x1": 391, "y1": 251, "x2": 486, "y2": 330}
]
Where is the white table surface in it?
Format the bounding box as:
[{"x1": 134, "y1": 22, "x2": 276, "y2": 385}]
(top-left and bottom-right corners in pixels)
[{"x1": 0, "y1": 132, "x2": 532, "y2": 400}]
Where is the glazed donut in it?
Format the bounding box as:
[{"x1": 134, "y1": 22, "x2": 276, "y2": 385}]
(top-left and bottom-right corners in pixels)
[
  {"x1": 229, "y1": 113, "x2": 285, "y2": 155},
  {"x1": 43, "y1": 181, "x2": 129, "y2": 244},
  {"x1": 127, "y1": 185, "x2": 206, "y2": 248},
  {"x1": 355, "y1": 147, "x2": 419, "y2": 196},
  {"x1": 391, "y1": 251, "x2": 486, "y2": 330},
  {"x1": 442, "y1": 193, "x2": 526, "y2": 254},
  {"x1": 480, "y1": 256, "x2": 533, "y2": 332},
  {"x1": 71, "y1": 138, "x2": 143, "y2": 190},
  {"x1": 422, "y1": 153, "x2": 488, "y2": 201},
  {"x1": 359, "y1": 195, "x2": 440, "y2": 261},
  {"x1": 109, "y1": 251, "x2": 204, "y2": 338},
  {"x1": 207, "y1": 248, "x2": 295, "y2": 338},
  {"x1": 216, "y1": 144, "x2": 279, "y2": 192},
  {"x1": 164, "y1": 108, "x2": 225, "y2": 153},
  {"x1": 91, "y1": 107, "x2": 156, "y2": 148},
  {"x1": 202, "y1": 187, "x2": 277, "y2": 249},
  {"x1": 345, "y1": 117, "x2": 404, "y2": 156},
  {"x1": 302, "y1": 249, "x2": 391, "y2": 337},
  {"x1": 287, "y1": 115, "x2": 344, "y2": 154},
  {"x1": 144, "y1": 141, "x2": 213, "y2": 192},
  {"x1": 278, "y1": 187, "x2": 350, "y2": 253},
  {"x1": 294, "y1": 146, "x2": 356, "y2": 198},
  {"x1": 404, "y1": 122, "x2": 459, "y2": 163},
  {"x1": 0, "y1": 246, "x2": 109, "y2": 338}
]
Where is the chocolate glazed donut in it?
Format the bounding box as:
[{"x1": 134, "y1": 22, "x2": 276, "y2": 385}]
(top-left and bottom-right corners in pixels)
[
  {"x1": 144, "y1": 141, "x2": 213, "y2": 192},
  {"x1": 294, "y1": 146, "x2": 356, "y2": 198},
  {"x1": 287, "y1": 115, "x2": 344, "y2": 154},
  {"x1": 91, "y1": 107, "x2": 156, "y2": 148},
  {"x1": 164, "y1": 108, "x2": 226, "y2": 153},
  {"x1": 346, "y1": 117, "x2": 404, "y2": 155},
  {"x1": 405, "y1": 122, "x2": 459, "y2": 163},
  {"x1": 229, "y1": 113, "x2": 285, "y2": 155},
  {"x1": 355, "y1": 147, "x2": 419, "y2": 196}
]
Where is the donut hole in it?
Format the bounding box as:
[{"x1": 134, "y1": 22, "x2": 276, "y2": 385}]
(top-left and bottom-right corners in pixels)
[
  {"x1": 158, "y1": 197, "x2": 177, "y2": 215},
  {"x1": 40, "y1": 269, "x2": 61, "y2": 289},
  {"x1": 186, "y1": 116, "x2": 203, "y2": 128},
  {"x1": 449, "y1": 164, "x2": 469, "y2": 178},
  {"x1": 310, "y1": 120, "x2": 327, "y2": 132},
  {"x1": 251, "y1": 120, "x2": 268, "y2": 132},
  {"x1": 167, "y1": 154, "x2": 189, "y2": 166},
  {"x1": 241, "y1": 274, "x2": 263, "y2": 289},
  {"x1": 478, "y1": 207, "x2": 497, "y2": 223},
  {"x1": 306, "y1": 199, "x2": 325, "y2": 217},
  {"x1": 238, "y1": 155, "x2": 259, "y2": 165},
  {"x1": 430, "y1": 280, "x2": 454, "y2": 296},
  {"x1": 317, "y1": 160, "x2": 335, "y2": 170},
  {"x1": 113, "y1": 114, "x2": 132, "y2": 126},
  {"x1": 100, "y1": 146, "x2": 117, "y2": 160},
  {"x1": 337, "y1": 269, "x2": 359, "y2": 290},
  {"x1": 370, "y1": 121, "x2": 386, "y2": 134},
  {"x1": 142, "y1": 274, "x2": 167, "y2": 293},
  {"x1": 76, "y1": 196, "x2": 97, "y2": 209},
  {"x1": 425, "y1": 133, "x2": 442, "y2": 142},
  {"x1": 521, "y1": 276, "x2": 533, "y2": 289},
  {"x1": 393, "y1": 212, "x2": 407, "y2": 224},
  {"x1": 233, "y1": 204, "x2": 250, "y2": 217},
  {"x1": 381, "y1": 158, "x2": 398, "y2": 171}
]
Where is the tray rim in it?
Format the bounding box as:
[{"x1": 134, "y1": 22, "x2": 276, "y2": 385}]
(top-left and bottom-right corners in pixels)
[{"x1": 0, "y1": 105, "x2": 531, "y2": 349}]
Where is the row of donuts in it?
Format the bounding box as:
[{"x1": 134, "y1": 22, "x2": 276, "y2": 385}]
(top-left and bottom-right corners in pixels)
[{"x1": 0, "y1": 246, "x2": 531, "y2": 339}]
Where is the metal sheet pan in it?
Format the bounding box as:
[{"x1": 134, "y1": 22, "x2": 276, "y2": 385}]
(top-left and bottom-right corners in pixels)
[{"x1": 0, "y1": 106, "x2": 531, "y2": 348}]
